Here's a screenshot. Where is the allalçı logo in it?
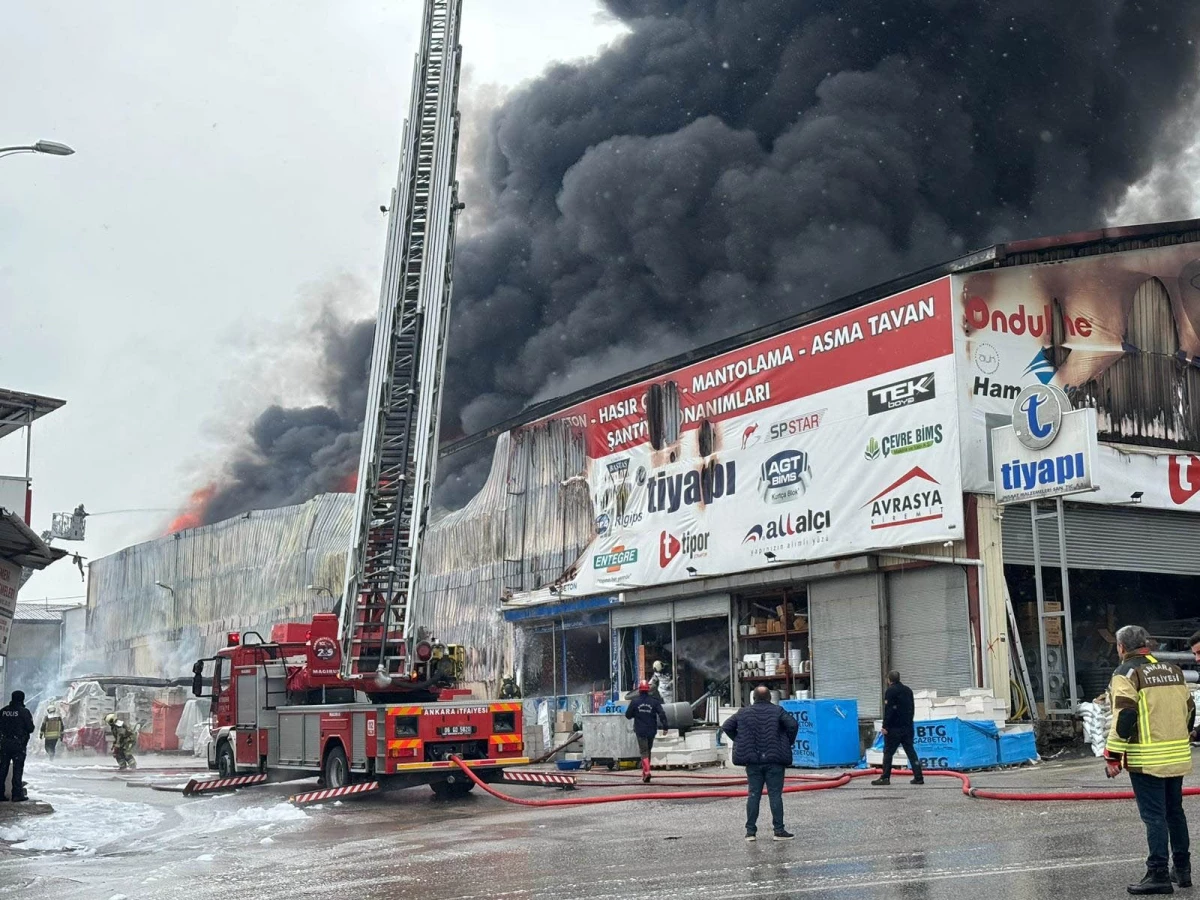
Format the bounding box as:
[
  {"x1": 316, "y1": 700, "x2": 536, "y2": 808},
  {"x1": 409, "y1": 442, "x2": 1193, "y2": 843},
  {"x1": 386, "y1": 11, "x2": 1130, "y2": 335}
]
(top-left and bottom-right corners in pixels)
[
  {"x1": 866, "y1": 373, "x2": 935, "y2": 415},
  {"x1": 742, "y1": 509, "x2": 832, "y2": 552},
  {"x1": 659, "y1": 530, "x2": 710, "y2": 568},
  {"x1": 759, "y1": 449, "x2": 811, "y2": 504},
  {"x1": 646, "y1": 461, "x2": 736, "y2": 514},
  {"x1": 863, "y1": 466, "x2": 944, "y2": 530},
  {"x1": 593, "y1": 545, "x2": 638, "y2": 572}
]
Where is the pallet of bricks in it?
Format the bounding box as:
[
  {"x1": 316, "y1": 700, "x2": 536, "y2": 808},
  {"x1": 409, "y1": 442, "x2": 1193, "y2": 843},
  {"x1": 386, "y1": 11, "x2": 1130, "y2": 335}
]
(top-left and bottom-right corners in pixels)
[{"x1": 61, "y1": 680, "x2": 114, "y2": 754}]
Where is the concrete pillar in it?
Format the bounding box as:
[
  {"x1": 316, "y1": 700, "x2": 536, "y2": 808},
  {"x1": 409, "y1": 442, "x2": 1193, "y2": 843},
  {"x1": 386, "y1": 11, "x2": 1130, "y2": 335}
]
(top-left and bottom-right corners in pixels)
[{"x1": 975, "y1": 494, "x2": 1011, "y2": 712}]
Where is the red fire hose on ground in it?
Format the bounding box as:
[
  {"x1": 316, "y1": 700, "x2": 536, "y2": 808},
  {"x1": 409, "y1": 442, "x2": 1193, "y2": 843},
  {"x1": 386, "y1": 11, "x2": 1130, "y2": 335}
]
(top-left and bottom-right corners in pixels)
[{"x1": 451, "y1": 758, "x2": 1200, "y2": 807}]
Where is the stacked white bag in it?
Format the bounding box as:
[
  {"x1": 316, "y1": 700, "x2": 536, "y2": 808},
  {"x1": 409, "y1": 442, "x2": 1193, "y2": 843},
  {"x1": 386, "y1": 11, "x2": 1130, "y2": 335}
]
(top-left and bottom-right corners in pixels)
[{"x1": 1079, "y1": 700, "x2": 1112, "y2": 757}]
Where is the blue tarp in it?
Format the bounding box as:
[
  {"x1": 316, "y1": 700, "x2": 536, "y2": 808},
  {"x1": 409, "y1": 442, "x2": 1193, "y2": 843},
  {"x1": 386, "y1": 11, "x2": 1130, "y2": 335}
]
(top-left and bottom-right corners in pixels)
[
  {"x1": 871, "y1": 718, "x2": 1001, "y2": 770},
  {"x1": 780, "y1": 699, "x2": 860, "y2": 767}
]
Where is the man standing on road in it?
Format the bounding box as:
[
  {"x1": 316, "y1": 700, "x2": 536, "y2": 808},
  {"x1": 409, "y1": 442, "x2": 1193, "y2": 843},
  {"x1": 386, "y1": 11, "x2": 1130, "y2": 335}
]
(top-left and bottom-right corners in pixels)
[
  {"x1": 0, "y1": 691, "x2": 35, "y2": 801},
  {"x1": 1105, "y1": 624, "x2": 1194, "y2": 895},
  {"x1": 872, "y1": 670, "x2": 924, "y2": 786},
  {"x1": 625, "y1": 681, "x2": 667, "y2": 784},
  {"x1": 721, "y1": 685, "x2": 798, "y2": 842}
]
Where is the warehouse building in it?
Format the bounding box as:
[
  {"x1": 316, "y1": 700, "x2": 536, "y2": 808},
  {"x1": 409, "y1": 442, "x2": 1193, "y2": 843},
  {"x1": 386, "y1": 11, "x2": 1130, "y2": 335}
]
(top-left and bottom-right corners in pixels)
[{"x1": 88, "y1": 219, "x2": 1200, "y2": 722}]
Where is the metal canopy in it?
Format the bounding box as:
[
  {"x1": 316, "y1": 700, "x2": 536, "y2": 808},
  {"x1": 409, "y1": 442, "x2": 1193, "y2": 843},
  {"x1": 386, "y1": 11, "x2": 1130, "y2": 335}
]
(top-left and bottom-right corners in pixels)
[
  {"x1": 0, "y1": 388, "x2": 66, "y2": 441},
  {"x1": 0, "y1": 508, "x2": 66, "y2": 569}
]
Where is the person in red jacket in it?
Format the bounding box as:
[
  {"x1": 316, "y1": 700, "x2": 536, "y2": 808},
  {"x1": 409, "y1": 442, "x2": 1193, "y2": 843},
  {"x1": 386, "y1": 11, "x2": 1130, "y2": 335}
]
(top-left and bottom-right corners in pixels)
[{"x1": 625, "y1": 681, "x2": 667, "y2": 783}]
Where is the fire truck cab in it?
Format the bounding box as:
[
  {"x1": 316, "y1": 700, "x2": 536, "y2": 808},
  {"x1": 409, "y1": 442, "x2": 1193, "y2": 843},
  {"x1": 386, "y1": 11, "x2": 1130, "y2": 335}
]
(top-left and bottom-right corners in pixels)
[{"x1": 194, "y1": 616, "x2": 526, "y2": 797}]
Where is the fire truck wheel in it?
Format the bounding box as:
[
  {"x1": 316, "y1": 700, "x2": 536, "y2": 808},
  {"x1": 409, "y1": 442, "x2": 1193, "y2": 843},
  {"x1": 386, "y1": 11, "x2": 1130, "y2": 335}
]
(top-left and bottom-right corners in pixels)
[
  {"x1": 430, "y1": 778, "x2": 475, "y2": 799},
  {"x1": 216, "y1": 741, "x2": 236, "y2": 778},
  {"x1": 323, "y1": 744, "x2": 352, "y2": 789}
]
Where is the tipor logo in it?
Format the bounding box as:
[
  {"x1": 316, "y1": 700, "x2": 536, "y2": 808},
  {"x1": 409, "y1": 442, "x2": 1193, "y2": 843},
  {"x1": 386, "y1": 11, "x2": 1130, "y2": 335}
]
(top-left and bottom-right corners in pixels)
[
  {"x1": 862, "y1": 467, "x2": 944, "y2": 530},
  {"x1": 864, "y1": 437, "x2": 881, "y2": 461},
  {"x1": 659, "y1": 530, "x2": 710, "y2": 567},
  {"x1": 866, "y1": 373, "x2": 935, "y2": 415},
  {"x1": 1012, "y1": 384, "x2": 1063, "y2": 451},
  {"x1": 1168, "y1": 455, "x2": 1200, "y2": 505},
  {"x1": 759, "y1": 449, "x2": 811, "y2": 504},
  {"x1": 593, "y1": 545, "x2": 638, "y2": 572},
  {"x1": 1023, "y1": 348, "x2": 1056, "y2": 385}
]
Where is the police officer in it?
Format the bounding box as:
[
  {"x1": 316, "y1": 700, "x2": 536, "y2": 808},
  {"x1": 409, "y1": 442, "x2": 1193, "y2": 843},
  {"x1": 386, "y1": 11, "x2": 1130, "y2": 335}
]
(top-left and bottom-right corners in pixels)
[
  {"x1": 625, "y1": 681, "x2": 667, "y2": 783},
  {"x1": 0, "y1": 691, "x2": 35, "y2": 801},
  {"x1": 1105, "y1": 625, "x2": 1195, "y2": 894},
  {"x1": 104, "y1": 713, "x2": 138, "y2": 770}
]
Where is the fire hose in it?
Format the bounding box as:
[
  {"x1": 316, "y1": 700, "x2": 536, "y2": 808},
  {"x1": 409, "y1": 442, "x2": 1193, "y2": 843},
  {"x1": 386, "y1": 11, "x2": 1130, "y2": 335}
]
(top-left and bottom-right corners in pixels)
[{"x1": 451, "y1": 757, "x2": 1200, "y2": 807}]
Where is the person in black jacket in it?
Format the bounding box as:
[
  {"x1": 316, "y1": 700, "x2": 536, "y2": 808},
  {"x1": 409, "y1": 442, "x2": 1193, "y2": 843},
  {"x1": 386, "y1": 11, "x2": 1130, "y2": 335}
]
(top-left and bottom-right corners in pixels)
[
  {"x1": 722, "y1": 686, "x2": 799, "y2": 841},
  {"x1": 625, "y1": 681, "x2": 668, "y2": 783},
  {"x1": 872, "y1": 671, "x2": 924, "y2": 786},
  {"x1": 0, "y1": 691, "x2": 35, "y2": 801}
]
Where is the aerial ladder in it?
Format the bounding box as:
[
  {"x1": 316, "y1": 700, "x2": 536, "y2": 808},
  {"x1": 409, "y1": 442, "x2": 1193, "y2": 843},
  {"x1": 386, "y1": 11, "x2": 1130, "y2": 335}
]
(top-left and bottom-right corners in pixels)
[{"x1": 340, "y1": 0, "x2": 465, "y2": 686}]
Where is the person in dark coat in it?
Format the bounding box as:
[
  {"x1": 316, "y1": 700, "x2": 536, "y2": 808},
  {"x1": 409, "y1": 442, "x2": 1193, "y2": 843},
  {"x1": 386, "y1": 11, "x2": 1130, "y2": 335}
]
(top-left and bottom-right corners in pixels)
[
  {"x1": 625, "y1": 681, "x2": 668, "y2": 783},
  {"x1": 0, "y1": 691, "x2": 35, "y2": 801},
  {"x1": 872, "y1": 670, "x2": 924, "y2": 785},
  {"x1": 721, "y1": 685, "x2": 799, "y2": 841}
]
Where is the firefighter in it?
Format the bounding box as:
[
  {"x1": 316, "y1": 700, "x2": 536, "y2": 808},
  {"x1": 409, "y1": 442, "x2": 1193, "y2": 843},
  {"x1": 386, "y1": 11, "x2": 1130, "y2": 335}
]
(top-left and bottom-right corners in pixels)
[
  {"x1": 40, "y1": 705, "x2": 64, "y2": 758},
  {"x1": 625, "y1": 681, "x2": 667, "y2": 783},
  {"x1": 649, "y1": 659, "x2": 674, "y2": 705},
  {"x1": 104, "y1": 713, "x2": 138, "y2": 770},
  {"x1": 0, "y1": 691, "x2": 35, "y2": 801},
  {"x1": 1105, "y1": 624, "x2": 1195, "y2": 894}
]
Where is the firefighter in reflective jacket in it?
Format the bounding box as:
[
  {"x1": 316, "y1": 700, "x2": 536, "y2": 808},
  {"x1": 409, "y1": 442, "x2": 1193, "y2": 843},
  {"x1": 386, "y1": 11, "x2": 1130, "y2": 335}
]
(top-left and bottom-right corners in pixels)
[
  {"x1": 1105, "y1": 625, "x2": 1195, "y2": 895},
  {"x1": 104, "y1": 714, "x2": 137, "y2": 770}
]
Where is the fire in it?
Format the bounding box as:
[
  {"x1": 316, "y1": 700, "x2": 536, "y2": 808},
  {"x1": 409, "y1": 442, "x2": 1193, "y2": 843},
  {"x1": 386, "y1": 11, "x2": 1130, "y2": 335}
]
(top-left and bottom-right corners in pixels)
[
  {"x1": 166, "y1": 484, "x2": 217, "y2": 534},
  {"x1": 336, "y1": 471, "x2": 358, "y2": 493}
]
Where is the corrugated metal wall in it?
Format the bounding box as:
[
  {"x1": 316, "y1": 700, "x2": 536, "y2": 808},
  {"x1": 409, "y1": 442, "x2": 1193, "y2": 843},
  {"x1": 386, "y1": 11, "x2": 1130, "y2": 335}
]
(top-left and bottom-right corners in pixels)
[{"x1": 87, "y1": 422, "x2": 594, "y2": 686}]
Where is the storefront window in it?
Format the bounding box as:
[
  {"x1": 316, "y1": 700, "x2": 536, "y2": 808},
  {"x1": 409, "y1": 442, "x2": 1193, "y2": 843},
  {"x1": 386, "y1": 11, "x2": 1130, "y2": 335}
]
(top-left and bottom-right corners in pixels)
[
  {"x1": 563, "y1": 625, "x2": 610, "y2": 695},
  {"x1": 519, "y1": 628, "x2": 555, "y2": 697},
  {"x1": 674, "y1": 616, "x2": 732, "y2": 706}
]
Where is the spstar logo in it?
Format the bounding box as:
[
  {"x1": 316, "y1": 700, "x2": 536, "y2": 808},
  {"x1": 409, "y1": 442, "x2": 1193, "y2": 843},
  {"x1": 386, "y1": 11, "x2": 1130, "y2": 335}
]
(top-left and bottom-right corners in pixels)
[
  {"x1": 863, "y1": 467, "x2": 944, "y2": 530},
  {"x1": 767, "y1": 409, "x2": 825, "y2": 442}
]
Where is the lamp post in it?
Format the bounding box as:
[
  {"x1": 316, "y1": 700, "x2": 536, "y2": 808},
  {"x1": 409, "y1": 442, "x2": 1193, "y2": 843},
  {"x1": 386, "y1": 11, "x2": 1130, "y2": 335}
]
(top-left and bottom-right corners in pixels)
[{"x1": 0, "y1": 140, "x2": 75, "y2": 160}]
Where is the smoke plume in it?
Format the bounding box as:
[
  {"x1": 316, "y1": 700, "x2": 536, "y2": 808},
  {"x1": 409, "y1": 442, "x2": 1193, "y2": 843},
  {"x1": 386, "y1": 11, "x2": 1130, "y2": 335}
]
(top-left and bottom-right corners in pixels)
[{"x1": 192, "y1": 0, "x2": 1200, "y2": 521}]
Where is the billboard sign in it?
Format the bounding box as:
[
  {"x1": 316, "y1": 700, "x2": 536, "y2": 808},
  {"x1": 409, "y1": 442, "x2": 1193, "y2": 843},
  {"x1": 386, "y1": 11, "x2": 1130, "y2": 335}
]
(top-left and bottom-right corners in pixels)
[
  {"x1": 0, "y1": 558, "x2": 19, "y2": 657},
  {"x1": 529, "y1": 278, "x2": 964, "y2": 597},
  {"x1": 952, "y1": 241, "x2": 1200, "y2": 503},
  {"x1": 992, "y1": 402, "x2": 1098, "y2": 505}
]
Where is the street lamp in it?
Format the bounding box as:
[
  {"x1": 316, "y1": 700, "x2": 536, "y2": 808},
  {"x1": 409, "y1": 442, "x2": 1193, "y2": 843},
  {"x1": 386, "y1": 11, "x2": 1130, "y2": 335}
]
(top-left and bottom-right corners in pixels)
[{"x1": 0, "y1": 139, "x2": 76, "y2": 159}]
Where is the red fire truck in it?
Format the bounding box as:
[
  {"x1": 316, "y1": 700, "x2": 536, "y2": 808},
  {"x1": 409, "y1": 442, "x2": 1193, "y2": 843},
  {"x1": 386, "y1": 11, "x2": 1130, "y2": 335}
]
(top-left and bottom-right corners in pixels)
[
  {"x1": 193, "y1": 615, "x2": 526, "y2": 798},
  {"x1": 192, "y1": 0, "x2": 527, "y2": 799}
]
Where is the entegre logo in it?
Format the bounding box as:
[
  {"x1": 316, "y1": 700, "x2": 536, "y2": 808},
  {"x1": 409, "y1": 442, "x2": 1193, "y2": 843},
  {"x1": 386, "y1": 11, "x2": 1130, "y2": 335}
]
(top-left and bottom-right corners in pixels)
[{"x1": 593, "y1": 546, "x2": 638, "y2": 572}]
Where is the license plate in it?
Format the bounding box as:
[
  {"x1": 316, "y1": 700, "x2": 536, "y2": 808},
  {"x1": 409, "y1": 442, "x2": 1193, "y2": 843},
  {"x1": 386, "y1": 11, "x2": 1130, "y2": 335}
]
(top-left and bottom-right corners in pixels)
[{"x1": 438, "y1": 725, "x2": 475, "y2": 737}]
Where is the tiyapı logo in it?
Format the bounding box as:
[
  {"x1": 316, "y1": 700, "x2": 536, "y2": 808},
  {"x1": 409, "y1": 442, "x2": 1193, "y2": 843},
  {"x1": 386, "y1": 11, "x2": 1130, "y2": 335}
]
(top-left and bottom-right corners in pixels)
[
  {"x1": 593, "y1": 546, "x2": 638, "y2": 572},
  {"x1": 759, "y1": 449, "x2": 811, "y2": 504},
  {"x1": 1169, "y1": 455, "x2": 1200, "y2": 505},
  {"x1": 863, "y1": 467, "x2": 944, "y2": 530},
  {"x1": 997, "y1": 453, "x2": 1087, "y2": 495},
  {"x1": 1012, "y1": 385, "x2": 1063, "y2": 451},
  {"x1": 646, "y1": 461, "x2": 736, "y2": 514},
  {"x1": 658, "y1": 530, "x2": 710, "y2": 568},
  {"x1": 867, "y1": 373, "x2": 935, "y2": 415}
]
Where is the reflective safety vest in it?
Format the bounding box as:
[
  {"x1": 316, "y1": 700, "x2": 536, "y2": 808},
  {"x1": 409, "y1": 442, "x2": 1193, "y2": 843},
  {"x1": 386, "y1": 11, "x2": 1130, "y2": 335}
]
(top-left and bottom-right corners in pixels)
[{"x1": 1106, "y1": 653, "x2": 1195, "y2": 777}]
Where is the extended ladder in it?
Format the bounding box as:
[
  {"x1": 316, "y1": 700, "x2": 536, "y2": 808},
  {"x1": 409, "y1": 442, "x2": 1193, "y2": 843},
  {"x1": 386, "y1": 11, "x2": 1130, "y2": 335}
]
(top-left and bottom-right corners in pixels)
[{"x1": 340, "y1": 0, "x2": 464, "y2": 680}]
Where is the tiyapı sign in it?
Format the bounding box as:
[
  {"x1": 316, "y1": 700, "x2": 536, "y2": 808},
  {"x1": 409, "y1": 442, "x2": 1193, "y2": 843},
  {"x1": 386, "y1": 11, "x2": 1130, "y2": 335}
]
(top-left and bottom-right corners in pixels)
[{"x1": 992, "y1": 386, "x2": 1097, "y2": 505}]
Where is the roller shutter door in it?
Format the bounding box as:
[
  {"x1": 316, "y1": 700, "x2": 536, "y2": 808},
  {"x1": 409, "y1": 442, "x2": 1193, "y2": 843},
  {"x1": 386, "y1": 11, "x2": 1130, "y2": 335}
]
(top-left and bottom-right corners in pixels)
[
  {"x1": 672, "y1": 594, "x2": 730, "y2": 621},
  {"x1": 809, "y1": 573, "x2": 883, "y2": 718},
  {"x1": 611, "y1": 602, "x2": 671, "y2": 628},
  {"x1": 1002, "y1": 504, "x2": 1200, "y2": 574},
  {"x1": 887, "y1": 566, "x2": 972, "y2": 697}
]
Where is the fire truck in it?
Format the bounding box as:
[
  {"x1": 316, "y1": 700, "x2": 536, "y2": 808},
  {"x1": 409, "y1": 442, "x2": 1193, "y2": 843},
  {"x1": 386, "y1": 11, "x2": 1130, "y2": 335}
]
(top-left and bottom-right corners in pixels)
[{"x1": 192, "y1": 0, "x2": 527, "y2": 798}]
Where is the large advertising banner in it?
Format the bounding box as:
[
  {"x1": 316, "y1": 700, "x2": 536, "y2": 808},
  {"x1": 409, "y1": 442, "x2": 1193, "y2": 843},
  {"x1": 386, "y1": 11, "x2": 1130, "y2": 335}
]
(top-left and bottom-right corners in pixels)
[
  {"x1": 0, "y1": 558, "x2": 19, "y2": 657},
  {"x1": 952, "y1": 242, "x2": 1200, "y2": 506},
  {"x1": 535, "y1": 279, "x2": 964, "y2": 597}
]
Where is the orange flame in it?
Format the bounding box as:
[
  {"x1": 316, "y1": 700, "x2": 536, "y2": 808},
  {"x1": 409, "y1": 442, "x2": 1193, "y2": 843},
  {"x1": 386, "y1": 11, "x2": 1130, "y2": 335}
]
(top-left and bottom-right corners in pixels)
[
  {"x1": 336, "y1": 471, "x2": 357, "y2": 493},
  {"x1": 167, "y1": 484, "x2": 217, "y2": 534}
]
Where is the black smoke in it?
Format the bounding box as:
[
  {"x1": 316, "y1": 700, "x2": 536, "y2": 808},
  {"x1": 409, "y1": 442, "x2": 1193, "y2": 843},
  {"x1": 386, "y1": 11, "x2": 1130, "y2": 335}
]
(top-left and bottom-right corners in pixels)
[{"x1": 199, "y1": 0, "x2": 1200, "y2": 521}]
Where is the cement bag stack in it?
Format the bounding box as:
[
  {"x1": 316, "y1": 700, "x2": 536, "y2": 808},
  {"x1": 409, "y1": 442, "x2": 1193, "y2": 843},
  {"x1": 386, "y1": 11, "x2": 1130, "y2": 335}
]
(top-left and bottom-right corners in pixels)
[{"x1": 1079, "y1": 700, "x2": 1111, "y2": 758}]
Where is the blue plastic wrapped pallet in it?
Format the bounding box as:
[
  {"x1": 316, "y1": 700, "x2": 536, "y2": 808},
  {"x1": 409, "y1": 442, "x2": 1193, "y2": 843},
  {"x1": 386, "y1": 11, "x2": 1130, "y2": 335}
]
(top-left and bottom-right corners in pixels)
[
  {"x1": 870, "y1": 718, "x2": 1000, "y2": 770},
  {"x1": 999, "y1": 728, "x2": 1038, "y2": 765},
  {"x1": 780, "y1": 699, "x2": 860, "y2": 767}
]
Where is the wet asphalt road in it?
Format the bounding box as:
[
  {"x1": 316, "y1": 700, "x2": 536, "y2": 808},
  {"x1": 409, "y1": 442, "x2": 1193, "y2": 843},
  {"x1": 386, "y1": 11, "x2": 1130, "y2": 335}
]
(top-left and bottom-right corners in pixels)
[{"x1": 0, "y1": 752, "x2": 1187, "y2": 899}]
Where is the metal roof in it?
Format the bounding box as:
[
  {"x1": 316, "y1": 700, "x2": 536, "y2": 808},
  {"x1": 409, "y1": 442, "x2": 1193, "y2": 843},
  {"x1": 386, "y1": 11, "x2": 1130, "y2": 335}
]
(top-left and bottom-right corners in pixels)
[
  {"x1": 0, "y1": 508, "x2": 67, "y2": 569},
  {"x1": 439, "y1": 216, "x2": 1200, "y2": 459},
  {"x1": 13, "y1": 603, "x2": 80, "y2": 622},
  {"x1": 0, "y1": 388, "x2": 66, "y2": 442}
]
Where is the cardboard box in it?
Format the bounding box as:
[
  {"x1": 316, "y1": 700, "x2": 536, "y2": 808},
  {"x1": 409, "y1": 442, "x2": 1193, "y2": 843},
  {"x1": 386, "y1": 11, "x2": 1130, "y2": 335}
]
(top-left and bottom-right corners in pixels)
[
  {"x1": 1045, "y1": 619, "x2": 1063, "y2": 646},
  {"x1": 555, "y1": 711, "x2": 576, "y2": 732}
]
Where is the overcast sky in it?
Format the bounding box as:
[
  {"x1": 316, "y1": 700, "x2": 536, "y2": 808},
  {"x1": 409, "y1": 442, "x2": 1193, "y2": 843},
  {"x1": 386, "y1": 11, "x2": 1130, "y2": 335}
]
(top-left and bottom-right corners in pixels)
[{"x1": 1, "y1": 1, "x2": 626, "y2": 605}]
